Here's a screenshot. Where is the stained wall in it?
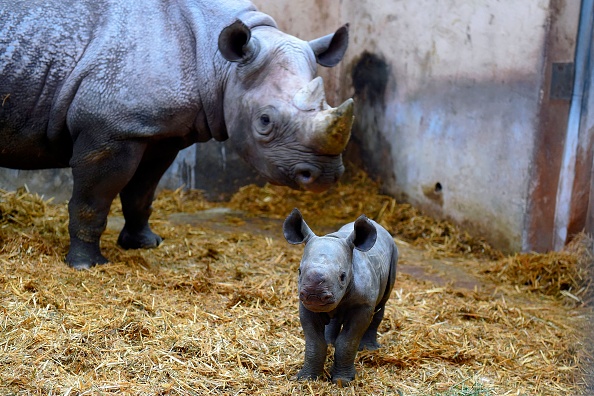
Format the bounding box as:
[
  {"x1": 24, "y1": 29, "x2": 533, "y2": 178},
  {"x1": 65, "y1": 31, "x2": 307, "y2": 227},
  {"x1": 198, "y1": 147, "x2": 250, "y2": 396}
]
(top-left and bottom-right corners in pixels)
[
  {"x1": 1, "y1": 0, "x2": 589, "y2": 252},
  {"x1": 252, "y1": 0, "x2": 588, "y2": 252}
]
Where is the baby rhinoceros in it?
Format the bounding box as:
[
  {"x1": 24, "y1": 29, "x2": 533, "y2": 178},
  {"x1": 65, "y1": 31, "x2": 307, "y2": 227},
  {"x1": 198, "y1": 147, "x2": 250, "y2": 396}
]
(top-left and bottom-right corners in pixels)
[{"x1": 283, "y1": 208, "x2": 398, "y2": 386}]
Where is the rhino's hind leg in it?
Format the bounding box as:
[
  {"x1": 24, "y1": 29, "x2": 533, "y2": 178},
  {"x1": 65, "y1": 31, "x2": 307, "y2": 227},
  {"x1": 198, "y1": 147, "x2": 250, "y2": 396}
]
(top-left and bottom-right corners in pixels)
[
  {"x1": 117, "y1": 148, "x2": 179, "y2": 250},
  {"x1": 66, "y1": 194, "x2": 112, "y2": 270},
  {"x1": 324, "y1": 317, "x2": 341, "y2": 345},
  {"x1": 67, "y1": 139, "x2": 147, "y2": 269},
  {"x1": 358, "y1": 305, "x2": 385, "y2": 351},
  {"x1": 360, "y1": 247, "x2": 397, "y2": 350}
]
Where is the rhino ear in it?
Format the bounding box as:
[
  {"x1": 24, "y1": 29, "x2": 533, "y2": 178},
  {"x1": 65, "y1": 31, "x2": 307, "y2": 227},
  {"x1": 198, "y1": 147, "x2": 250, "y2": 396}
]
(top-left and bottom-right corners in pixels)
[
  {"x1": 283, "y1": 208, "x2": 316, "y2": 245},
  {"x1": 309, "y1": 23, "x2": 349, "y2": 67},
  {"x1": 348, "y1": 215, "x2": 377, "y2": 252},
  {"x1": 218, "y1": 20, "x2": 258, "y2": 62}
]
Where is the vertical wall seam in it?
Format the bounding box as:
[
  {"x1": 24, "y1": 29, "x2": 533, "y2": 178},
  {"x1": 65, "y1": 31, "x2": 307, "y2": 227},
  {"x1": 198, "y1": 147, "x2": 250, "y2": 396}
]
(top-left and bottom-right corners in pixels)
[
  {"x1": 553, "y1": 0, "x2": 594, "y2": 250},
  {"x1": 521, "y1": 0, "x2": 555, "y2": 252}
]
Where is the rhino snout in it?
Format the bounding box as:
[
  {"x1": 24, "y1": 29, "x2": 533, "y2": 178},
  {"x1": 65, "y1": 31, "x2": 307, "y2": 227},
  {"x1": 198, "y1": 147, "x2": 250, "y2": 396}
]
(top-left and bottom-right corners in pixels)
[
  {"x1": 294, "y1": 163, "x2": 343, "y2": 193},
  {"x1": 294, "y1": 164, "x2": 321, "y2": 189},
  {"x1": 299, "y1": 269, "x2": 345, "y2": 311},
  {"x1": 299, "y1": 289, "x2": 335, "y2": 305}
]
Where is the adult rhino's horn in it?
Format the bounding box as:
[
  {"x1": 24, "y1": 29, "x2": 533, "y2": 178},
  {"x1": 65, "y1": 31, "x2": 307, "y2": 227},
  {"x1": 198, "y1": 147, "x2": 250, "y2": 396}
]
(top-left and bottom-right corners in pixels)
[
  {"x1": 304, "y1": 98, "x2": 354, "y2": 155},
  {"x1": 293, "y1": 77, "x2": 329, "y2": 111}
]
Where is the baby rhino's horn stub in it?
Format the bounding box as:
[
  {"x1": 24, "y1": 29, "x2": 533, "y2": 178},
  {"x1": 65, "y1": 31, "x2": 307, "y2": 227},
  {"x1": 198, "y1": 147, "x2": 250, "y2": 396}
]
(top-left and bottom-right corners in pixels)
[{"x1": 304, "y1": 98, "x2": 354, "y2": 155}]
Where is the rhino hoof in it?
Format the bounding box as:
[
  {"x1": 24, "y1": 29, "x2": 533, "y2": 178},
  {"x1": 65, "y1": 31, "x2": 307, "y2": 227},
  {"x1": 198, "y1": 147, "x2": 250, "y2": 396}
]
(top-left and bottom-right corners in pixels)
[
  {"x1": 333, "y1": 378, "x2": 351, "y2": 388},
  {"x1": 66, "y1": 239, "x2": 109, "y2": 270},
  {"x1": 358, "y1": 340, "x2": 381, "y2": 351},
  {"x1": 66, "y1": 252, "x2": 109, "y2": 270},
  {"x1": 294, "y1": 369, "x2": 322, "y2": 381},
  {"x1": 331, "y1": 367, "x2": 356, "y2": 386},
  {"x1": 118, "y1": 226, "x2": 162, "y2": 250}
]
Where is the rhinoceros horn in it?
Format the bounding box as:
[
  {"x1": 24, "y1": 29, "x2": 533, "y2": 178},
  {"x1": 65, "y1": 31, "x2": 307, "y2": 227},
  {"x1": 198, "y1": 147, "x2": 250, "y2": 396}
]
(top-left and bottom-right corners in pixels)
[
  {"x1": 293, "y1": 77, "x2": 329, "y2": 111},
  {"x1": 293, "y1": 77, "x2": 353, "y2": 155},
  {"x1": 309, "y1": 99, "x2": 354, "y2": 155},
  {"x1": 293, "y1": 79, "x2": 354, "y2": 155}
]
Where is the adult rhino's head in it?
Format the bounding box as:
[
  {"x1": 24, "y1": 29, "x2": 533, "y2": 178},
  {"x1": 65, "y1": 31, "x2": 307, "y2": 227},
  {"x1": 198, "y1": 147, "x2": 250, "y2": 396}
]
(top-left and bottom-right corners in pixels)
[
  {"x1": 218, "y1": 20, "x2": 353, "y2": 193},
  {"x1": 283, "y1": 208, "x2": 377, "y2": 313}
]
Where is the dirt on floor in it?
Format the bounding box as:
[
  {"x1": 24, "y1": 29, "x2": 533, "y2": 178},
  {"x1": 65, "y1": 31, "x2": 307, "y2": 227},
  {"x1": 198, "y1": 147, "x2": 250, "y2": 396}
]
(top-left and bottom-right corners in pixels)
[{"x1": 1, "y1": 170, "x2": 593, "y2": 395}]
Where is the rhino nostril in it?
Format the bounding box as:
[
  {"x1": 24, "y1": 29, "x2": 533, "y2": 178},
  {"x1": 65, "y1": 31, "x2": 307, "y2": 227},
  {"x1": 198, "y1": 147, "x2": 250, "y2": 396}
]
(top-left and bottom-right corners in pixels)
[
  {"x1": 296, "y1": 170, "x2": 314, "y2": 185},
  {"x1": 295, "y1": 165, "x2": 320, "y2": 186},
  {"x1": 321, "y1": 292, "x2": 334, "y2": 303}
]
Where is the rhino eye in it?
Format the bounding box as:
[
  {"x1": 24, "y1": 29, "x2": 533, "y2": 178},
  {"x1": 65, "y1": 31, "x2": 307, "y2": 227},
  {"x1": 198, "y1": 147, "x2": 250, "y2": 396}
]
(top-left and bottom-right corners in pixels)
[
  {"x1": 258, "y1": 114, "x2": 272, "y2": 133},
  {"x1": 340, "y1": 272, "x2": 346, "y2": 282},
  {"x1": 254, "y1": 107, "x2": 277, "y2": 140},
  {"x1": 298, "y1": 268, "x2": 302, "y2": 276},
  {"x1": 260, "y1": 114, "x2": 271, "y2": 126}
]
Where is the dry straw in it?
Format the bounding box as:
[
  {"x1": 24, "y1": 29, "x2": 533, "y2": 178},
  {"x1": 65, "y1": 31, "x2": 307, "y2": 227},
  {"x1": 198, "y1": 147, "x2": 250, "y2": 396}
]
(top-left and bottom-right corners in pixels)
[{"x1": 1, "y1": 170, "x2": 592, "y2": 395}]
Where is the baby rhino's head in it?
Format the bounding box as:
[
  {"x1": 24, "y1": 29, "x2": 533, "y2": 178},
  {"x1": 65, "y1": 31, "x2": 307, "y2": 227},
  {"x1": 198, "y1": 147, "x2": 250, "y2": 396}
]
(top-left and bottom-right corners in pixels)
[{"x1": 283, "y1": 208, "x2": 377, "y2": 312}]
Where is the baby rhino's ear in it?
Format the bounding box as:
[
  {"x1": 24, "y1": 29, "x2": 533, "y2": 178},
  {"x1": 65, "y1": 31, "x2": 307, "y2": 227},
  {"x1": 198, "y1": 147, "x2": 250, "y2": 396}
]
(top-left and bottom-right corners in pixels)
[
  {"x1": 283, "y1": 208, "x2": 316, "y2": 245},
  {"x1": 349, "y1": 215, "x2": 377, "y2": 252}
]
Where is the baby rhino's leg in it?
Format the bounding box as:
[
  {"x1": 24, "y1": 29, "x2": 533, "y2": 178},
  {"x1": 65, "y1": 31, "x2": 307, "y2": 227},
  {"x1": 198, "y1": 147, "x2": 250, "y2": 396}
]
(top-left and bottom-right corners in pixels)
[
  {"x1": 359, "y1": 304, "x2": 386, "y2": 350},
  {"x1": 325, "y1": 317, "x2": 341, "y2": 345},
  {"x1": 297, "y1": 305, "x2": 330, "y2": 380},
  {"x1": 331, "y1": 306, "x2": 374, "y2": 386},
  {"x1": 360, "y1": 247, "x2": 397, "y2": 350}
]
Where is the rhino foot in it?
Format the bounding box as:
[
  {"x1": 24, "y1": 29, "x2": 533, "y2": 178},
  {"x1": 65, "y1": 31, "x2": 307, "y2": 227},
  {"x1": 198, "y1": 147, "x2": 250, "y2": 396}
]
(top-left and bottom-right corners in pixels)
[
  {"x1": 294, "y1": 368, "x2": 323, "y2": 382},
  {"x1": 358, "y1": 338, "x2": 381, "y2": 351},
  {"x1": 66, "y1": 239, "x2": 109, "y2": 270},
  {"x1": 118, "y1": 225, "x2": 162, "y2": 250},
  {"x1": 331, "y1": 365, "x2": 356, "y2": 387},
  {"x1": 331, "y1": 373, "x2": 356, "y2": 387}
]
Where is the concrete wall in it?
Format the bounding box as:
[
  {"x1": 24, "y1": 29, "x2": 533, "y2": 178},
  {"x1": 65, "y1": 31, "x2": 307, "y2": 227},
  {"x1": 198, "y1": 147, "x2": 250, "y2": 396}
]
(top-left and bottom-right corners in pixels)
[
  {"x1": 342, "y1": 0, "x2": 553, "y2": 252},
  {"x1": 1, "y1": 0, "x2": 589, "y2": 252},
  {"x1": 252, "y1": 0, "x2": 587, "y2": 252}
]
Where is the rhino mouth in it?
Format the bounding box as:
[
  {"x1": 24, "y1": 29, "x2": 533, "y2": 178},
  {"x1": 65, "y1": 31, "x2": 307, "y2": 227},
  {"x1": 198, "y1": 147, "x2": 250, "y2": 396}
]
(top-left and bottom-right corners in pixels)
[
  {"x1": 263, "y1": 162, "x2": 342, "y2": 193},
  {"x1": 300, "y1": 292, "x2": 338, "y2": 312},
  {"x1": 301, "y1": 300, "x2": 338, "y2": 313}
]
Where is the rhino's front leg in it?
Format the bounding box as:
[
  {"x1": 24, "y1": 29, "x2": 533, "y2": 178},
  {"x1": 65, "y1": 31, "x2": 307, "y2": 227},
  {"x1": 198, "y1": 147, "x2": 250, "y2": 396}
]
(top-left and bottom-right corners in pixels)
[
  {"x1": 117, "y1": 148, "x2": 179, "y2": 250},
  {"x1": 297, "y1": 303, "x2": 330, "y2": 380},
  {"x1": 331, "y1": 306, "x2": 374, "y2": 386},
  {"x1": 67, "y1": 138, "x2": 147, "y2": 269}
]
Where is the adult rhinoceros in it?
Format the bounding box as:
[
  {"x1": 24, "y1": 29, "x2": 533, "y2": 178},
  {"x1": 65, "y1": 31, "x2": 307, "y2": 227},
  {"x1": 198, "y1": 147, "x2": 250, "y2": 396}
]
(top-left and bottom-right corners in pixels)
[{"x1": 0, "y1": 0, "x2": 353, "y2": 269}]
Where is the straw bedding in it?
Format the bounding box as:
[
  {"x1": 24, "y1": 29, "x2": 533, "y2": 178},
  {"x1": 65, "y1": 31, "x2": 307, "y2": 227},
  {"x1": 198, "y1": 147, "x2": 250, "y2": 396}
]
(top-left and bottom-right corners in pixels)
[{"x1": 0, "y1": 170, "x2": 592, "y2": 395}]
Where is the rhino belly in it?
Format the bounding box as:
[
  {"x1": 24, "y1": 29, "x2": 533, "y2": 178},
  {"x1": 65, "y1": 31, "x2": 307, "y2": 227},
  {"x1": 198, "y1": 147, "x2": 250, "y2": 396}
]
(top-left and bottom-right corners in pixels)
[
  {"x1": 0, "y1": 133, "x2": 72, "y2": 169},
  {"x1": 0, "y1": 90, "x2": 73, "y2": 169},
  {"x1": 0, "y1": 2, "x2": 96, "y2": 169}
]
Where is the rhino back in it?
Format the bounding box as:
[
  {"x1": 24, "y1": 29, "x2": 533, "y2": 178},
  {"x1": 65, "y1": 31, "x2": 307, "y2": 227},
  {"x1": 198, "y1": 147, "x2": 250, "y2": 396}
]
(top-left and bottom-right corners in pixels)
[
  {"x1": 0, "y1": 0, "x2": 270, "y2": 169},
  {"x1": 334, "y1": 221, "x2": 397, "y2": 308}
]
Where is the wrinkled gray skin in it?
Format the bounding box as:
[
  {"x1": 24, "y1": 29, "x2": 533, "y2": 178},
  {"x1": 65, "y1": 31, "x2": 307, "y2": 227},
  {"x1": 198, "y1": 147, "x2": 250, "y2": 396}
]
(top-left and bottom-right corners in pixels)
[
  {"x1": 0, "y1": 0, "x2": 353, "y2": 269},
  {"x1": 283, "y1": 208, "x2": 398, "y2": 386}
]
